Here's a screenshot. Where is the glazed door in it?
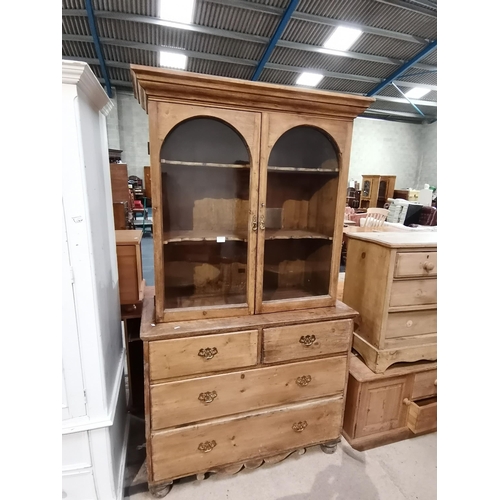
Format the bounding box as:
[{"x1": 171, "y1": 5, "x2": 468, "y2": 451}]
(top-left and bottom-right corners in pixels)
[
  {"x1": 255, "y1": 113, "x2": 352, "y2": 314},
  {"x1": 149, "y1": 102, "x2": 261, "y2": 322}
]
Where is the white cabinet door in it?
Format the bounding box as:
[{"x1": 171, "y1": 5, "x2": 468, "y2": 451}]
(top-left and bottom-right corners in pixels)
[{"x1": 62, "y1": 209, "x2": 87, "y2": 421}]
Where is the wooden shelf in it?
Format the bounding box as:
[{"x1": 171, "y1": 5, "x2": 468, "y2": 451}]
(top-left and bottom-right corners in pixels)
[
  {"x1": 263, "y1": 288, "x2": 326, "y2": 301},
  {"x1": 265, "y1": 229, "x2": 332, "y2": 240},
  {"x1": 163, "y1": 229, "x2": 332, "y2": 243},
  {"x1": 268, "y1": 166, "x2": 338, "y2": 175},
  {"x1": 164, "y1": 290, "x2": 247, "y2": 309},
  {"x1": 161, "y1": 160, "x2": 250, "y2": 169},
  {"x1": 163, "y1": 230, "x2": 248, "y2": 244}
]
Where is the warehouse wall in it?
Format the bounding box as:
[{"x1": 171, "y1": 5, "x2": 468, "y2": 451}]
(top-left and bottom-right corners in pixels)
[
  {"x1": 415, "y1": 121, "x2": 437, "y2": 189},
  {"x1": 351, "y1": 118, "x2": 419, "y2": 189},
  {"x1": 106, "y1": 89, "x2": 437, "y2": 189}
]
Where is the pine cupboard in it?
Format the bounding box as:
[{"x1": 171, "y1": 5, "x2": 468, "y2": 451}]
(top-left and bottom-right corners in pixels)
[
  {"x1": 131, "y1": 66, "x2": 373, "y2": 497},
  {"x1": 131, "y1": 65, "x2": 374, "y2": 323}
]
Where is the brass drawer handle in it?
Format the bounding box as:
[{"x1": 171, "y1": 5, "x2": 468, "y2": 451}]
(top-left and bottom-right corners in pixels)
[
  {"x1": 198, "y1": 440, "x2": 217, "y2": 453},
  {"x1": 296, "y1": 375, "x2": 312, "y2": 387},
  {"x1": 423, "y1": 261, "x2": 435, "y2": 271},
  {"x1": 198, "y1": 391, "x2": 218, "y2": 404},
  {"x1": 198, "y1": 347, "x2": 218, "y2": 360},
  {"x1": 292, "y1": 421, "x2": 308, "y2": 432},
  {"x1": 251, "y1": 215, "x2": 257, "y2": 232},
  {"x1": 403, "y1": 398, "x2": 411, "y2": 406},
  {"x1": 299, "y1": 335, "x2": 316, "y2": 347}
]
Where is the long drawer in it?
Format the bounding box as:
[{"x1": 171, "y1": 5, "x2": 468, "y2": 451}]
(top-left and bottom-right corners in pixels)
[
  {"x1": 262, "y1": 320, "x2": 352, "y2": 364},
  {"x1": 149, "y1": 330, "x2": 258, "y2": 381},
  {"x1": 385, "y1": 310, "x2": 437, "y2": 339},
  {"x1": 151, "y1": 397, "x2": 343, "y2": 482},
  {"x1": 389, "y1": 279, "x2": 437, "y2": 307},
  {"x1": 150, "y1": 356, "x2": 347, "y2": 430}
]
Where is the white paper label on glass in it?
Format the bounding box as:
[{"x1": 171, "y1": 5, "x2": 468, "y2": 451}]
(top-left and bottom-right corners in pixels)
[{"x1": 216, "y1": 236, "x2": 226, "y2": 243}]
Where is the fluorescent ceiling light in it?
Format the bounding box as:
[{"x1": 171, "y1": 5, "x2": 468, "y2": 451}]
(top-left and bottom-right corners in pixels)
[
  {"x1": 296, "y1": 72, "x2": 324, "y2": 87},
  {"x1": 159, "y1": 0, "x2": 195, "y2": 24},
  {"x1": 160, "y1": 51, "x2": 187, "y2": 70},
  {"x1": 323, "y1": 26, "x2": 363, "y2": 51},
  {"x1": 404, "y1": 87, "x2": 431, "y2": 99}
]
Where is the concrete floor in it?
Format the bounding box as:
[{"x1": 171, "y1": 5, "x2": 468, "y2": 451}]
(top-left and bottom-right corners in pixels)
[{"x1": 124, "y1": 415, "x2": 436, "y2": 500}]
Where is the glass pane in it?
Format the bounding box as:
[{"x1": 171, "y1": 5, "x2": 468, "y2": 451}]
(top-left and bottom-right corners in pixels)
[
  {"x1": 263, "y1": 126, "x2": 338, "y2": 302},
  {"x1": 362, "y1": 180, "x2": 371, "y2": 196},
  {"x1": 161, "y1": 118, "x2": 250, "y2": 309}
]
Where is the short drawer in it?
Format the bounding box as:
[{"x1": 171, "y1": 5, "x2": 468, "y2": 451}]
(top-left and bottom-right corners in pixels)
[
  {"x1": 149, "y1": 330, "x2": 258, "y2": 381},
  {"x1": 150, "y1": 356, "x2": 347, "y2": 429},
  {"x1": 262, "y1": 320, "x2": 352, "y2": 364},
  {"x1": 385, "y1": 310, "x2": 437, "y2": 339},
  {"x1": 151, "y1": 397, "x2": 343, "y2": 482},
  {"x1": 406, "y1": 397, "x2": 437, "y2": 434},
  {"x1": 389, "y1": 279, "x2": 437, "y2": 307},
  {"x1": 412, "y1": 370, "x2": 437, "y2": 400},
  {"x1": 394, "y1": 252, "x2": 437, "y2": 278}
]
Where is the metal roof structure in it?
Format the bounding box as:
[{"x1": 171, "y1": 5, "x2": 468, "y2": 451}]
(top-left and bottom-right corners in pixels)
[{"x1": 62, "y1": 0, "x2": 437, "y2": 123}]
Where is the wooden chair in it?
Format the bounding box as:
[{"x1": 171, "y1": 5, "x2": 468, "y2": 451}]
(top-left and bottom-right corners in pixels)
[{"x1": 360, "y1": 208, "x2": 389, "y2": 228}]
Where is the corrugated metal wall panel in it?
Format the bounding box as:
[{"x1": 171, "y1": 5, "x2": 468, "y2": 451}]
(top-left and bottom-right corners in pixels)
[
  {"x1": 297, "y1": 0, "x2": 436, "y2": 40},
  {"x1": 94, "y1": 0, "x2": 157, "y2": 16},
  {"x1": 259, "y1": 68, "x2": 298, "y2": 86},
  {"x1": 103, "y1": 45, "x2": 158, "y2": 66},
  {"x1": 62, "y1": 16, "x2": 90, "y2": 36},
  {"x1": 319, "y1": 78, "x2": 375, "y2": 94},
  {"x1": 188, "y1": 59, "x2": 254, "y2": 79},
  {"x1": 195, "y1": 1, "x2": 280, "y2": 37},
  {"x1": 62, "y1": 0, "x2": 86, "y2": 9},
  {"x1": 270, "y1": 46, "x2": 395, "y2": 78},
  {"x1": 95, "y1": 18, "x2": 264, "y2": 60},
  {"x1": 62, "y1": 40, "x2": 97, "y2": 59}
]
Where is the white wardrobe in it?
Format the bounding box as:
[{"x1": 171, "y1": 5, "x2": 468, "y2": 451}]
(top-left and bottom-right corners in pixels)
[{"x1": 62, "y1": 60, "x2": 128, "y2": 499}]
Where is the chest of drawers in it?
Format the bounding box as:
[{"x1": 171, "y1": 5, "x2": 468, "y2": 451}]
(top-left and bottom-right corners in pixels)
[
  {"x1": 140, "y1": 290, "x2": 358, "y2": 497},
  {"x1": 343, "y1": 232, "x2": 437, "y2": 373}
]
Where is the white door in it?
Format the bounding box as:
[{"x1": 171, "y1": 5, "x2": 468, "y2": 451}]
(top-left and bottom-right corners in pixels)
[{"x1": 62, "y1": 207, "x2": 87, "y2": 420}]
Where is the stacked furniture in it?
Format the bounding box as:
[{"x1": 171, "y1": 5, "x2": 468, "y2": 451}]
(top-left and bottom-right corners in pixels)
[
  {"x1": 130, "y1": 65, "x2": 373, "y2": 497},
  {"x1": 341, "y1": 231, "x2": 437, "y2": 449},
  {"x1": 115, "y1": 229, "x2": 147, "y2": 414},
  {"x1": 359, "y1": 175, "x2": 396, "y2": 209}
]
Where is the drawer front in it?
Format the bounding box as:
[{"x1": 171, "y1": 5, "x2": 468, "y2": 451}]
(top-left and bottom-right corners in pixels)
[
  {"x1": 394, "y1": 252, "x2": 437, "y2": 278},
  {"x1": 412, "y1": 370, "x2": 437, "y2": 400},
  {"x1": 151, "y1": 397, "x2": 342, "y2": 482},
  {"x1": 262, "y1": 320, "x2": 352, "y2": 364},
  {"x1": 151, "y1": 356, "x2": 347, "y2": 430},
  {"x1": 407, "y1": 398, "x2": 437, "y2": 434},
  {"x1": 149, "y1": 330, "x2": 258, "y2": 381},
  {"x1": 389, "y1": 279, "x2": 437, "y2": 307},
  {"x1": 385, "y1": 310, "x2": 437, "y2": 339}
]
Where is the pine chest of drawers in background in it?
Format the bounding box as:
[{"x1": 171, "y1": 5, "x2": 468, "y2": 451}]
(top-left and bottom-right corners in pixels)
[
  {"x1": 140, "y1": 291, "x2": 357, "y2": 497},
  {"x1": 342, "y1": 232, "x2": 437, "y2": 373}
]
